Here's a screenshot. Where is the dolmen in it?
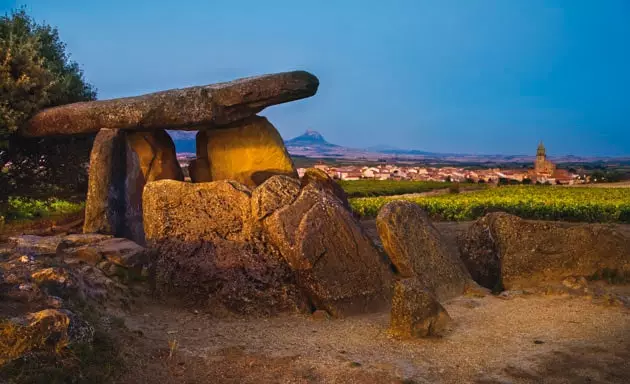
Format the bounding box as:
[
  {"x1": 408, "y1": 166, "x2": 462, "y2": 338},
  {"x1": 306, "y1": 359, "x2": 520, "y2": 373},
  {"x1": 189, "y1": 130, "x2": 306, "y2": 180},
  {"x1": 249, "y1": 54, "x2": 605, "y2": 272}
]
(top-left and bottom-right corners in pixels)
[
  {"x1": 21, "y1": 71, "x2": 395, "y2": 316},
  {"x1": 22, "y1": 71, "x2": 318, "y2": 245}
]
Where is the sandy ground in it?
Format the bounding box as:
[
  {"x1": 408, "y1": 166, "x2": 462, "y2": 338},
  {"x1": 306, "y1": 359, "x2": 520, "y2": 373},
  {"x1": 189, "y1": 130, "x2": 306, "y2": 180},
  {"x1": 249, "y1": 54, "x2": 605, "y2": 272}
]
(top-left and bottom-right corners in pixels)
[
  {"x1": 111, "y1": 218, "x2": 630, "y2": 383},
  {"x1": 117, "y1": 293, "x2": 630, "y2": 384}
]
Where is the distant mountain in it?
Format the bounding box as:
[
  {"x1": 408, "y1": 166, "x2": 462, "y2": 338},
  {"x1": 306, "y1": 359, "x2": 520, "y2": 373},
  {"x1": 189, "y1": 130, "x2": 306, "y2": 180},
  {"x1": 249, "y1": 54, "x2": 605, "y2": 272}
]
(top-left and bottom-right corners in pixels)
[
  {"x1": 170, "y1": 128, "x2": 628, "y2": 164},
  {"x1": 285, "y1": 130, "x2": 338, "y2": 148}
]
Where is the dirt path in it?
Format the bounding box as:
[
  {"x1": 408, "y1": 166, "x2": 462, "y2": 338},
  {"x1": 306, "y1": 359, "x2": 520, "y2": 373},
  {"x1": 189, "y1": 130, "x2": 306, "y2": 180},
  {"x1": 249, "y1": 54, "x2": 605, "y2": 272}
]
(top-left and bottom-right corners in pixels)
[{"x1": 118, "y1": 294, "x2": 630, "y2": 384}]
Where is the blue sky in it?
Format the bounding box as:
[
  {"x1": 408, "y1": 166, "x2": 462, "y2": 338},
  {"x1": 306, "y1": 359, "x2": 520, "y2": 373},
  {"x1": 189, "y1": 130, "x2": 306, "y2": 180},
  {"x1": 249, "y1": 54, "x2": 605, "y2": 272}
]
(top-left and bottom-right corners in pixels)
[{"x1": 4, "y1": 0, "x2": 630, "y2": 156}]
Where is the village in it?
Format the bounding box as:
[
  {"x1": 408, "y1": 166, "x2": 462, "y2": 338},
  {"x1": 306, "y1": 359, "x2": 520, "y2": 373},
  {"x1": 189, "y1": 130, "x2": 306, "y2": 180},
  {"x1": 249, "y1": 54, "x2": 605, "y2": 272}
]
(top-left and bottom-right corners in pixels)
[{"x1": 296, "y1": 142, "x2": 580, "y2": 185}]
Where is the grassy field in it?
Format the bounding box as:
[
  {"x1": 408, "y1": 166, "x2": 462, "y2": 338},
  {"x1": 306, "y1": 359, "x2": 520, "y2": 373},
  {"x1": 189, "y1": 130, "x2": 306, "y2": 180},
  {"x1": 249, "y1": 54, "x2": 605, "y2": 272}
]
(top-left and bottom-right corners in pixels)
[
  {"x1": 350, "y1": 185, "x2": 630, "y2": 223},
  {"x1": 339, "y1": 180, "x2": 476, "y2": 198},
  {"x1": 1, "y1": 197, "x2": 85, "y2": 222}
]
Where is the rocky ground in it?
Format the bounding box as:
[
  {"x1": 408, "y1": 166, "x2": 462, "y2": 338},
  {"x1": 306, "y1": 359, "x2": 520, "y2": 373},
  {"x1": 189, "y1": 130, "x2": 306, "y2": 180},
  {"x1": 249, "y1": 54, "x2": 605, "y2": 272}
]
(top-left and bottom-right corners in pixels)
[{"x1": 0, "y1": 220, "x2": 628, "y2": 383}]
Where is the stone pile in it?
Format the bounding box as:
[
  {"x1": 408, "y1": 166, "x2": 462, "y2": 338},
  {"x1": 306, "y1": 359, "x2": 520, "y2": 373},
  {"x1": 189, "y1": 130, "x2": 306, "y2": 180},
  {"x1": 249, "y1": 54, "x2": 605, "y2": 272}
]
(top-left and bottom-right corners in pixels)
[{"x1": 0, "y1": 234, "x2": 148, "y2": 364}]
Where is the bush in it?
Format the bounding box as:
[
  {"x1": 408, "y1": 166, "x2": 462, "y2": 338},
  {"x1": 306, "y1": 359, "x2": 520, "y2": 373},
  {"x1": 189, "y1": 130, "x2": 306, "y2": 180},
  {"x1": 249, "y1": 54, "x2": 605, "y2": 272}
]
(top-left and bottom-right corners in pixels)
[{"x1": 0, "y1": 9, "x2": 96, "y2": 205}]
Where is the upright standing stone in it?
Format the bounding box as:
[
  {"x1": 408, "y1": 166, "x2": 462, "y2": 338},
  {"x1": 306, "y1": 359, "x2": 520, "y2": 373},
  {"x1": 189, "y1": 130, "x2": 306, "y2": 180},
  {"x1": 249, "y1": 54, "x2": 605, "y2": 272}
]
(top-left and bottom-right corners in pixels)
[
  {"x1": 199, "y1": 116, "x2": 297, "y2": 188},
  {"x1": 126, "y1": 130, "x2": 184, "y2": 182},
  {"x1": 83, "y1": 129, "x2": 179, "y2": 244},
  {"x1": 83, "y1": 129, "x2": 126, "y2": 236},
  {"x1": 188, "y1": 131, "x2": 212, "y2": 182},
  {"x1": 123, "y1": 139, "x2": 146, "y2": 244},
  {"x1": 376, "y1": 201, "x2": 473, "y2": 300}
]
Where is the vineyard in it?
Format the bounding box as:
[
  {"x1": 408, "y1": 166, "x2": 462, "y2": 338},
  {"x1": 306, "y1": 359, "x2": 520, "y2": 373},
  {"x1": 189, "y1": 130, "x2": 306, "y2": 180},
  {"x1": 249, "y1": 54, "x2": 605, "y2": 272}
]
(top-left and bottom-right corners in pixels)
[
  {"x1": 350, "y1": 185, "x2": 630, "y2": 223},
  {"x1": 339, "y1": 180, "x2": 469, "y2": 197}
]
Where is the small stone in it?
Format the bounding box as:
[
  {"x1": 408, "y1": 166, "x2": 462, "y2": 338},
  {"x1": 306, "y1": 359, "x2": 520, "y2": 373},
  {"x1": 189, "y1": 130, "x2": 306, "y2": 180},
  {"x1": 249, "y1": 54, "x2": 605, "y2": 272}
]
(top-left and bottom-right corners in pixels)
[
  {"x1": 311, "y1": 310, "x2": 331, "y2": 321},
  {"x1": 18, "y1": 283, "x2": 35, "y2": 292},
  {"x1": 46, "y1": 296, "x2": 64, "y2": 308},
  {"x1": 31, "y1": 267, "x2": 71, "y2": 288},
  {"x1": 18, "y1": 255, "x2": 34, "y2": 264},
  {"x1": 389, "y1": 278, "x2": 452, "y2": 338}
]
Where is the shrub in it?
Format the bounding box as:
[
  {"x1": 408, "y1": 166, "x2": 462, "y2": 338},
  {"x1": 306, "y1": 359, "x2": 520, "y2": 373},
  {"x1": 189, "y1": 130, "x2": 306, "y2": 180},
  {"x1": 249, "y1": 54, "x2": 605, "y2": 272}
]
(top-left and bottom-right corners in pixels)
[{"x1": 0, "y1": 9, "x2": 96, "y2": 205}]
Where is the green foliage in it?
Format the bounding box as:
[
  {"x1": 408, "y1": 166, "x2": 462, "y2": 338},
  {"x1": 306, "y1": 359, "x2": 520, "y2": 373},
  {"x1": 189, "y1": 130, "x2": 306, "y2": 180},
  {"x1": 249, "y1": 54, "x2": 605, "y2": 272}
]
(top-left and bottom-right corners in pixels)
[
  {"x1": 339, "y1": 180, "x2": 475, "y2": 198},
  {"x1": 2, "y1": 196, "x2": 84, "y2": 221},
  {"x1": 350, "y1": 185, "x2": 630, "y2": 223},
  {"x1": 0, "y1": 8, "x2": 96, "y2": 203}
]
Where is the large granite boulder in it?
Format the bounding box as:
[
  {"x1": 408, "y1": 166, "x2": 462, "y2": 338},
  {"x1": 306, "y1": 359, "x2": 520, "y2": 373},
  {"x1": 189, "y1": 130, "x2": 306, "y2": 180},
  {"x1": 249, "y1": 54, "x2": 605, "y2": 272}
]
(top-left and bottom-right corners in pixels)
[
  {"x1": 198, "y1": 116, "x2": 297, "y2": 187},
  {"x1": 460, "y1": 213, "x2": 630, "y2": 290},
  {"x1": 264, "y1": 183, "x2": 393, "y2": 316},
  {"x1": 389, "y1": 278, "x2": 452, "y2": 338},
  {"x1": 142, "y1": 180, "x2": 307, "y2": 315},
  {"x1": 22, "y1": 71, "x2": 319, "y2": 137},
  {"x1": 126, "y1": 129, "x2": 184, "y2": 182},
  {"x1": 376, "y1": 201, "x2": 472, "y2": 300}
]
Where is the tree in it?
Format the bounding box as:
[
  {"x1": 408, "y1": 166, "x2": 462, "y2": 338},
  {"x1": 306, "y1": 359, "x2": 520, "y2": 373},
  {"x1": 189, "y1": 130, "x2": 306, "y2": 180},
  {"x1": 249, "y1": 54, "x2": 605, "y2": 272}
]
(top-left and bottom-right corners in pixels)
[{"x1": 0, "y1": 9, "x2": 96, "y2": 203}]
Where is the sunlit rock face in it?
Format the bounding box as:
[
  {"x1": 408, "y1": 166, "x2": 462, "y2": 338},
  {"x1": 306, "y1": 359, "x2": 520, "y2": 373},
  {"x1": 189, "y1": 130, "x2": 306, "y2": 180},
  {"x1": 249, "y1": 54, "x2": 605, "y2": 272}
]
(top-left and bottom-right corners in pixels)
[
  {"x1": 197, "y1": 116, "x2": 297, "y2": 188},
  {"x1": 376, "y1": 200, "x2": 473, "y2": 301},
  {"x1": 460, "y1": 212, "x2": 630, "y2": 291},
  {"x1": 142, "y1": 174, "x2": 394, "y2": 316}
]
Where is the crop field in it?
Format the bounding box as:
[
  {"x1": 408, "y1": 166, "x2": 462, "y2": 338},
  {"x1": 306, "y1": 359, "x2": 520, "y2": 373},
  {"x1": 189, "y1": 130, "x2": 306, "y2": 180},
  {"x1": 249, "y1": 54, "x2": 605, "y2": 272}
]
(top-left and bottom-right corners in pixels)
[
  {"x1": 339, "y1": 180, "x2": 461, "y2": 197},
  {"x1": 350, "y1": 185, "x2": 630, "y2": 223}
]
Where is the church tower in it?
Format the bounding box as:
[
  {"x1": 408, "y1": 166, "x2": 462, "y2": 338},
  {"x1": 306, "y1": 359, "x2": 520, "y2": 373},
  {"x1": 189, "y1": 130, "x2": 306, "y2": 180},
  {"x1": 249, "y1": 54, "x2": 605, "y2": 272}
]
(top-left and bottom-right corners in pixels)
[{"x1": 534, "y1": 141, "x2": 555, "y2": 175}]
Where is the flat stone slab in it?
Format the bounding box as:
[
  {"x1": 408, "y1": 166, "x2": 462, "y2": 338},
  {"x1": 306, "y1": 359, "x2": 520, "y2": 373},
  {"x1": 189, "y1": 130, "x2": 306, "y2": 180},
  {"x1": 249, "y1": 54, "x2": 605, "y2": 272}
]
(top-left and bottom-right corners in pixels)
[{"x1": 22, "y1": 71, "x2": 319, "y2": 137}]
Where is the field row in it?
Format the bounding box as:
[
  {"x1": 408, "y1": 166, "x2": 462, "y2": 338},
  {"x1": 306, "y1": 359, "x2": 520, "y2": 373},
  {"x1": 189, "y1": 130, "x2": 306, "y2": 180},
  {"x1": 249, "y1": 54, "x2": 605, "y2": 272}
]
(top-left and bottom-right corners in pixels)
[
  {"x1": 349, "y1": 185, "x2": 630, "y2": 223},
  {"x1": 338, "y1": 180, "x2": 482, "y2": 198}
]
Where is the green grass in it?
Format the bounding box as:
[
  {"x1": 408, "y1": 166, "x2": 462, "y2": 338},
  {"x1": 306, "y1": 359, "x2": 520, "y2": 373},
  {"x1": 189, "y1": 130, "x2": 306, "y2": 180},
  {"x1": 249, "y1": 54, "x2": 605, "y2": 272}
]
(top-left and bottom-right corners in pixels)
[
  {"x1": 350, "y1": 185, "x2": 630, "y2": 222},
  {"x1": 339, "y1": 180, "x2": 480, "y2": 198},
  {"x1": 1, "y1": 197, "x2": 85, "y2": 222}
]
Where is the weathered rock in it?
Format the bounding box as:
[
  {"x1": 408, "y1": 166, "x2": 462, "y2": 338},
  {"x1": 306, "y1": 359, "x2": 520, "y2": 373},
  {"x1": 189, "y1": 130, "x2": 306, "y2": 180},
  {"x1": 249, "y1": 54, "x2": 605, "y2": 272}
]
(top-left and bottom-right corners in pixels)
[
  {"x1": 188, "y1": 158, "x2": 212, "y2": 183},
  {"x1": 126, "y1": 129, "x2": 184, "y2": 182},
  {"x1": 188, "y1": 131, "x2": 212, "y2": 182},
  {"x1": 251, "y1": 175, "x2": 301, "y2": 221},
  {"x1": 264, "y1": 183, "x2": 393, "y2": 316},
  {"x1": 0, "y1": 309, "x2": 94, "y2": 366},
  {"x1": 63, "y1": 238, "x2": 148, "y2": 270},
  {"x1": 123, "y1": 137, "x2": 146, "y2": 244},
  {"x1": 83, "y1": 129, "x2": 127, "y2": 236},
  {"x1": 22, "y1": 71, "x2": 319, "y2": 137},
  {"x1": 8, "y1": 235, "x2": 63, "y2": 257},
  {"x1": 31, "y1": 267, "x2": 73, "y2": 289},
  {"x1": 460, "y1": 213, "x2": 630, "y2": 290},
  {"x1": 59, "y1": 234, "x2": 113, "y2": 248},
  {"x1": 82, "y1": 129, "x2": 148, "y2": 244},
  {"x1": 376, "y1": 201, "x2": 472, "y2": 300},
  {"x1": 389, "y1": 278, "x2": 452, "y2": 338},
  {"x1": 301, "y1": 168, "x2": 350, "y2": 210},
  {"x1": 143, "y1": 180, "x2": 253, "y2": 242},
  {"x1": 143, "y1": 179, "x2": 306, "y2": 314},
  {"x1": 199, "y1": 116, "x2": 297, "y2": 187}
]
